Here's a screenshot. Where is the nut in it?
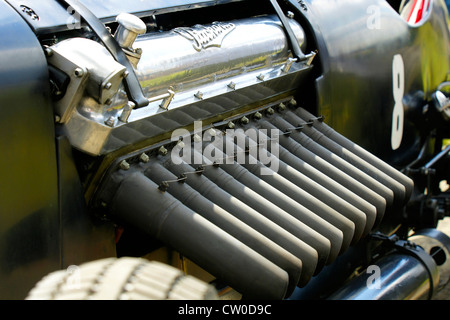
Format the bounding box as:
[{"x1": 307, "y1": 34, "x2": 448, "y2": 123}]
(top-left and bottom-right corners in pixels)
[
  {"x1": 227, "y1": 121, "x2": 235, "y2": 129},
  {"x1": 158, "y1": 146, "x2": 168, "y2": 156},
  {"x1": 240, "y1": 116, "x2": 249, "y2": 125},
  {"x1": 139, "y1": 153, "x2": 150, "y2": 163},
  {"x1": 253, "y1": 112, "x2": 262, "y2": 120},
  {"x1": 119, "y1": 160, "x2": 130, "y2": 170}
]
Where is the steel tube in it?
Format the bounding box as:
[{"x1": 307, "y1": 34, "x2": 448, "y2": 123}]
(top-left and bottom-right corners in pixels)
[{"x1": 328, "y1": 252, "x2": 438, "y2": 300}]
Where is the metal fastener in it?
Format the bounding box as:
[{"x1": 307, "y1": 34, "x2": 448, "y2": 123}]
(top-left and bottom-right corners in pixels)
[
  {"x1": 227, "y1": 121, "x2": 235, "y2": 129},
  {"x1": 158, "y1": 146, "x2": 168, "y2": 156},
  {"x1": 193, "y1": 134, "x2": 202, "y2": 143},
  {"x1": 74, "y1": 68, "x2": 84, "y2": 77},
  {"x1": 139, "y1": 153, "x2": 150, "y2": 163},
  {"x1": 241, "y1": 116, "x2": 249, "y2": 124},
  {"x1": 194, "y1": 91, "x2": 204, "y2": 100},
  {"x1": 207, "y1": 128, "x2": 217, "y2": 137},
  {"x1": 119, "y1": 101, "x2": 136, "y2": 123},
  {"x1": 254, "y1": 112, "x2": 262, "y2": 120},
  {"x1": 277, "y1": 103, "x2": 286, "y2": 112},
  {"x1": 104, "y1": 116, "x2": 115, "y2": 127},
  {"x1": 44, "y1": 47, "x2": 53, "y2": 57},
  {"x1": 176, "y1": 140, "x2": 185, "y2": 148},
  {"x1": 119, "y1": 160, "x2": 130, "y2": 170},
  {"x1": 287, "y1": 98, "x2": 298, "y2": 108}
]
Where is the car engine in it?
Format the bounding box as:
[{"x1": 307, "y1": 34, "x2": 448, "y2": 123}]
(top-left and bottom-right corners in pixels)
[{"x1": 1, "y1": 0, "x2": 450, "y2": 300}]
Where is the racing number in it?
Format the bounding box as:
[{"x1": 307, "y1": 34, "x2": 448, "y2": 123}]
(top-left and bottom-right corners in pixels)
[{"x1": 391, "y1": 54, "x2": 405, "y2": 150}]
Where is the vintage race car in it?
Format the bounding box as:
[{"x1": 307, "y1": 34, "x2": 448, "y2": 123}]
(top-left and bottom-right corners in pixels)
[{"x1": 1, "y1": 0, "x2": 450, "y2": 300}]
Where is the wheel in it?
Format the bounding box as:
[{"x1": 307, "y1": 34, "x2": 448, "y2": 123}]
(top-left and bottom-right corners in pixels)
[{"x1": 26, "y1": 257, "x2": 219, "y2": 300}]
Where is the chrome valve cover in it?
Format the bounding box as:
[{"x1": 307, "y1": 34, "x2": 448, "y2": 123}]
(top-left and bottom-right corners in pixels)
[{"x1": 48, "y1": 14, "x2": 310, "y2": 155}]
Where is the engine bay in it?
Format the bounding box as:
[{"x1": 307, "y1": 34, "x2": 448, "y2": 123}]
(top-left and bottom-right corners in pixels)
[{"x1": 1, "y1": 0, "x2": 450, "y2": 300}]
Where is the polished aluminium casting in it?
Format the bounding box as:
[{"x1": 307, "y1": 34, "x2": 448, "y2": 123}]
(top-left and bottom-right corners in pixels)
[{"x1": 47, "y1": 14, "x2": 309, "y2": 155}]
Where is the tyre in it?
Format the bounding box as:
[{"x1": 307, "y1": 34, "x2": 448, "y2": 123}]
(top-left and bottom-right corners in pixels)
[{"x1": 26, "y1": 257, "x2": 219, "y2": 300}]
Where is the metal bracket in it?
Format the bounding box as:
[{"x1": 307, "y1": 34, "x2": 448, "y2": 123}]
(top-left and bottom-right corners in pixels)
[
  {"x1": 56, "y1": 0, "x2": 149, "y2": 109},
  {"x1": 153, "y1": 87, "x2": 176, "y2": 110},
  {"x1": 269, "y1": 0, "x2": 306, "y2": 61}
]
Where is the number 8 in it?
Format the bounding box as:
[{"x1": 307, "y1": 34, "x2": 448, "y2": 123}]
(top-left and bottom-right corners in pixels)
[{"x1": 391, "y1": 54, "x2": 405, "y2": 150}]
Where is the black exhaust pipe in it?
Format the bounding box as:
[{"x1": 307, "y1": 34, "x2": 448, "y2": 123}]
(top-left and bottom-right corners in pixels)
[
  {"x1": 328, "y1": 229, "x2": 450, "y2": 300},
  {"x1": 108, "y1": 171, "x2": 290, "y2": 299},
  {"x1": 144, "y1": 161, "x2": 303, "y2": 295}
]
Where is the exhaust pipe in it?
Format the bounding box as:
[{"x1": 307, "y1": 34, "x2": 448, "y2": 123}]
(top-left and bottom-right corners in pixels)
[
  {"x1": 95, "y1": 105, "x2": 417, "y2": 299},
  {"x1": 144, "y1": 161, "x2": 303, "y2": 296},
  {"x1": 328, "y1": 229, "x2": 450, "y2": 300},
  {"x1": 292, "y1": 107, "x2": 414, "y2": 203},
  {"x1": 108, "y1": 171, "x2": 290, "y2": 299}
]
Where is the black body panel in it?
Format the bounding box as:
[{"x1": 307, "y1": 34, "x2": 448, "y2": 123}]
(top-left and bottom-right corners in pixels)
[
  {"x1": 0, "y1": 0, "x2": 60, "y2": 299},
  {"x1": 293, "y1": 0, "x2": 450, "y2": 165}
]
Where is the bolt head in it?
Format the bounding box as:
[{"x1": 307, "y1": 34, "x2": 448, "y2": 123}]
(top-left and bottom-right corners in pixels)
[
  {"x1": 44, "y1": 47, "x2": 53, "y2": 57},
  {"x1": 227, "y1": 121, "x2": 235, "y2": 129},
  {"x1": 139, "y1": 153, "x2": 150, "y2": 163},
  {"x1": 74, "y1": 68, "x2": 84, "y2": 77},
  {"x1": 241, "y1": 116, "x2": 249, "y2": 124},
  {"x1": 194, "y1": 91, "x2": 204, "y2": 100},
  {"x1": 119, "y1": 160, "x2": 130, "y2": 170},
  {"x1": 158, "y1": 146, "x2": 168, "y2": 156},
  {"x1": 104, "y1": 116, "x2": 115, "y2": 127},
  {"x1": 228, "y1": 82, "x2": 236, "y2": 90}
]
